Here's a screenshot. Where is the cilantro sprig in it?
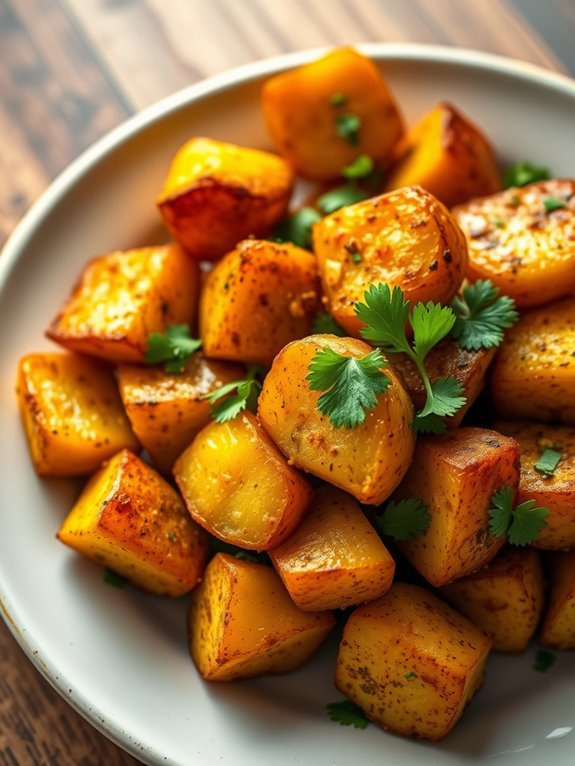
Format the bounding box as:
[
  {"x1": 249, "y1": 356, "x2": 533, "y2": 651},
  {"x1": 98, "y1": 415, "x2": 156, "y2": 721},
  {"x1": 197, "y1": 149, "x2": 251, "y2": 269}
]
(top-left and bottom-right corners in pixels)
[
  {"x1": 204, "y1": 365, "x2": 264, "y2": 424},
  {"x1": 375, "y1": 498, "x2": 431, "y2": 541},
  {"x1": 274, "y1": 207, "x2": 322, "y2": 249},
  {"x1": 450, "y1": 280, "x2": 518, "y2": 351},
  {"x1": 543, "y1": 196, "x2": 567, "y2": 213},
  {"x1": 488, "y1": 486, "x2": 549, "y2": 546},
  {"x1": 316, "y1": 185, "x2": 371, "y2": 214},
  {"x1": 145, "y1": 324, "x2": 202, "y2": 373},
  {"x1": 504, "y1": 161, "x2": 550, "y2": 188},
  {"x1": 327, "y1": 700, "x2": 370, "y2": 729}
]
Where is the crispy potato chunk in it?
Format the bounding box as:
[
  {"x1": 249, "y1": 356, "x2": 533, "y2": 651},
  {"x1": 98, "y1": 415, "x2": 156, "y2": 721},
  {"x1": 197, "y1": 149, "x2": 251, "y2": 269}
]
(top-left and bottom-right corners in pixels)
[
  {"x1": 494, "y1": 421, "x2": 575, "y2": 549},
  {"x1": 174, "y1": 412, "x2": 312, "y2": 550},
  {"x1": 453, "y1": 180, "x2": 575, "y2": 309},
  {"x1": 58, "y1": 449, "x2": 209, "y2": 596},
  {"x1": 335, "y1": 583, "x2": 491, "y2": 740},
  {"x1": 157, "y1": 137, "x2": 293, "y2": 261},
  {"x1": 394, "y1": 428, "x2": 520, "y2": 586},
  {"x1": 270, "y1": 486, "x2": 395, "y2": 611},
  {"x1": 17, "y1": 352, "x2": 138, "y2": 477},
  {"x1": 384, "y1": 102, "x2": 501, "y2": 207},
  {"x1": 258, "y1": 335, "x2": 415, "y2": 505},
  {"x1": 117, "y1": 355, "x2": 243, "y2": 474},
  {"x1": 46, "y1": 245, "x2": 199, "y2": 363},
  {"x1": 199, "y1": 239, "x2": 320, "y2": 365},
  {"x1": 539, "y1": 551, "x2": 575, "y2": 649},
  {"x1": 261, "y1": 47, "x2": 404, "y2": 181},
  {"x1": 188, "y1": 553, "x2": 336, "y2": 681},
  {"x1": 440, "y1": 548, "x2": 545, "y2": 652},
  {"x1": 490, "y1": 297, "x2": 575, "y2": 424},
  {"x1": 313, "y1": 186, "x2": 468, "y2": 336}
]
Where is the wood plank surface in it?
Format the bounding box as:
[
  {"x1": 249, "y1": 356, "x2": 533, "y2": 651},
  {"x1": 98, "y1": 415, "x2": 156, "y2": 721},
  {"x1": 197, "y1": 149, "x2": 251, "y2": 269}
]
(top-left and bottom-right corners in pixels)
[{"x1": 0, "y1": 1, "x2": 573, "y2": 763}]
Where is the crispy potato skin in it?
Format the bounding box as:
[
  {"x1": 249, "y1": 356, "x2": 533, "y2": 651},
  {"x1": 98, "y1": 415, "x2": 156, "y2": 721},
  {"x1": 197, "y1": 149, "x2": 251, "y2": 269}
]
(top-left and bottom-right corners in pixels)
[
  {"x1": 270, "y1": 486, "x2": 395, "y2": 611},
  {"x1": 174, "y1": 411, "x2": 313, "y2": 550},
  {"x1": 490, "y1": 297, "x2": 575, "y2": 424},
  {"x1": 335, "y1": 583, "x2": 491, "y2": 741},
  {"x1": 313, "y1": 186, "x2": 468, "y2": 336},
  {"x1": 157, "y1": 137, "x2": 293, "y2": 261},
  {"x1": 439, "y1": 548, "x2": 545, "y2": 652},
  {"x1": 453, "y1": 180, "x2": 575, "y2": 309},
  {"x1": 384, "y1": 102, "x2": 501, "y2": 207},
  {"x1": 46, "y1": 245, "x2": 199, "y2": 363},
  {"x1": 16, "y1": 352, "x2": 139, "y2": 477},
  {"x1": 199, "y1": 239, "x2": 320, "y2": 365},
  {"x1": 57, "y1": 449, "x2": 209, "y2": 596},
  {"x1": 539, "y1": 551, "x2": 575, "y2": 649},
  {"x1": 394, "y1": 427, "x2": 520, "y2": 586},
  {"x1": 258, "y1": 335, "x2": 415, "y2": 505},
  {"x1": 261, "y1": 47, "x2": 404, "y2": 181},
  {"x1": 188, "y1": 553, "x2": 336, "y2": 681}
]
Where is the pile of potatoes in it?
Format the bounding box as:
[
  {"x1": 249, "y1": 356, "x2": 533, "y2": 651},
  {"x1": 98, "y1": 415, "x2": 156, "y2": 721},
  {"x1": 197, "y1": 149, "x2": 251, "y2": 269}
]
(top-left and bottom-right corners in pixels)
[{"x1": 16, "y1": 48, "x2": 575, "y2": 742}]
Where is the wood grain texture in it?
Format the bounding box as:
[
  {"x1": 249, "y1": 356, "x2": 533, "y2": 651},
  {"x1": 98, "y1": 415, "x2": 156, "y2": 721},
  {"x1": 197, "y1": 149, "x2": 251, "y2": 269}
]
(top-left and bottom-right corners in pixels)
[{"x1": 0, "y1": 1, "x2": 573, "y2": 763}]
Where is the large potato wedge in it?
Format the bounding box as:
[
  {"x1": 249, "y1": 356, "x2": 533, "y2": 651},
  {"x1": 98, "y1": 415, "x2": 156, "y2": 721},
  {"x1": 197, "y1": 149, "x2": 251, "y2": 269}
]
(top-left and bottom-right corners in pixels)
[{"x1": 539, "y1": 551, "x2": 575, "y2": 650}]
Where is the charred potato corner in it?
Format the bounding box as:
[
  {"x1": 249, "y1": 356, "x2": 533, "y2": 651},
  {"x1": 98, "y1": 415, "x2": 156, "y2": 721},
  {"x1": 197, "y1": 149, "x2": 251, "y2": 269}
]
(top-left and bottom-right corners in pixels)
[{"x1": 16, "y1": 47, "x2": 575, "y2": 743}]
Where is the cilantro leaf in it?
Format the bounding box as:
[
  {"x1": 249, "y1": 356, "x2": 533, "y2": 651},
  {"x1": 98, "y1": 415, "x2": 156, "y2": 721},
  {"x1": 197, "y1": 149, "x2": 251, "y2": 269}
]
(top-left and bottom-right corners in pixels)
[
  {"x1": 103, "y1": 569, "x2": 128, "y2": 588},
  {"x1": 419, "y1": 377, "x2": 466, "y2": 419},
  {"x1": 326, "y1": 700, "x2": 370, "y2": 729},
  {"x1": 404, "y1": 671, "x2": 418, "y2": 680},
  {"x1": 508, "y1": 500, "x2": 549, "y2": 546},
  {"x1": 312, "y1": 312, "x2": 347, "y2": 336},
  {"x1": 336, "y1": 113, "x2": 361, "y2": 146},
  {"x1": 533, "y1": 649, "x2": 556, "y2": 673},
  {"x1": 204, "y1": 366, "x2": 264, "y2": 424},
  {"x1": 145, "y1": 324, "x2": 202, "y2": 373},
  {"x1": 274, "y1": 207, "x2": 322, "y2": 249},
  {"x1": 534, "y1": 447, "x2": 562, "y2": 477},
  {"x1": 504, "y1": 162, "x2": 550, "y2": 188},
  {"x1": 488, "y1": 486, "x2": 514, "y2": 537},
  {"x1": 376, "y1": 498, "x2": 430, "y2": 541},
  {"x1": 411, "y1": 302, "x2": 456, "y2": 360},
  {"x1": 342, "y1": 154, "x2": 374, "y2": 180},
  {"x1": 355, "y1": 283, "x2": 411, "y2": 354},
  {"x1": 412, "y1": 412, "x2": 447, "y2": 435},
  {"x1": 316, "y1": 184, "x2": 371, "y2": 214},
  {"x1": 306, "y1": 348, "x2": 390, "y2": 428},
  {"x1": 543, "y1": 196, "x2": 567, "y2": 213},
  {"x1": 450, "y1": 280, "x2": 518, "y2": 351}
]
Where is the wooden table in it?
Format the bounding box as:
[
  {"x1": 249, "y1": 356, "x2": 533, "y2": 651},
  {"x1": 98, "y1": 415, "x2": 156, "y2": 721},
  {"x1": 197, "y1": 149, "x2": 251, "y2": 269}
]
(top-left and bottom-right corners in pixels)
[{"x1": 1, "y1": 1, "x2": 574, "y2": 763}]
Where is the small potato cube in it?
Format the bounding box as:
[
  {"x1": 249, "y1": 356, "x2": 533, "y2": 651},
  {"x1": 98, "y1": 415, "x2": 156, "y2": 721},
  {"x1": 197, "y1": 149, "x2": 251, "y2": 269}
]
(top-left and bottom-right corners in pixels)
[
  {"x1": 189, "y1": 553, "x2": 335, "y2": 681},
  {"x1": 117, "y1": 355, "x2": 244, "y2": 473},
  {"x1": 46, "y1": 244, "x2": 199, "y2": 363},
  {"x1": 258, "y1": 335, "x2": 415, "y2": 506},
  {"x1": 58, "y1": 449, "x2": 209, "y2": 596},
  {"x1": 199, "y1": 239, "x2": 320, "y2": 365},
  {"x1": 490, "y1": 297, "x2": 575, "y2": 424},
  {"x1": 174, "y1": 412, "x2": 313, "y2": 550},
  {"x1": 17, "y1": 352, "x2": 138, "y2": 477},
  {"x1": 384, "y1": 102, "x2": 501, "y2": 207},
  {"x1": 440, "y1": 548, "x2": 545, "y2": 652},
  {"x1": 335, "y1": 583, "x2": 491, "y2": 740},
  {"x1": 157, "y1": 137, "x2": 293, "y2": 261},
  {"x1": 261, "y1": 47, "x2": 404, "y2": 181},
  {"x1": 270, "y1": 486, "x2": 395, "y2": 611},
  {"x1": 313, "y1": 186, "x2": 468, "y2": 336},
  {"x1": 394, "y1": 428, "x2": 520, "y2": 586},
  {"x1": 539, "y1": 551, "x2": 575, "y2": 650}
]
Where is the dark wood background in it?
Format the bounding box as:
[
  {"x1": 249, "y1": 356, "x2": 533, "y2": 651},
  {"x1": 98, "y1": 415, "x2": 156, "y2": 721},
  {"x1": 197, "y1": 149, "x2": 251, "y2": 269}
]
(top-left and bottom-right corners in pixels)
[{"x1": 1, "y1": 1, "x2": 574, "y2": 763}]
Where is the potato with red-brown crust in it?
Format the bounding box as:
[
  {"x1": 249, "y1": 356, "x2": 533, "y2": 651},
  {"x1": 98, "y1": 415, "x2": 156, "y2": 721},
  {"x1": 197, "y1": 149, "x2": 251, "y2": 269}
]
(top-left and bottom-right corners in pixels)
[{"x1": 539, "y1": 551, "x2": 575, "y2": 650}]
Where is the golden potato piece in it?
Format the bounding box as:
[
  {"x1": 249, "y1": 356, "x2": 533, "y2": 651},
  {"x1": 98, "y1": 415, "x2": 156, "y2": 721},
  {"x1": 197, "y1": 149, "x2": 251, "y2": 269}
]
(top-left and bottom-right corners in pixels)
[
  {"x1": 157, "y1": 137, "x2": 293, "y2": 261},
  {"x1": 188, "y1": 553, "x2": 336, "y2": 681},
  {"x1": 453, "y1": 180, "x2": 575, "y2": 309},
  {"x1": 490, "y1": 297, "x2": 575, "y2": 424},
  {"x1": 261, "y1": 47, "x2": 404, "y2": 181},
  {"x1": 440, "y1": 548, "x2": 545, "y2": 652},
  {"x1": 258, "y1": 335, "x2": 415, "y2": 505},
  {"x1": 539, "y1": 551, "x2": 575, "y2": 650},
  {"x1": 384, "y1": 102, "x2": 501, "y2": 207},
  {"x1": 58, "y1": 449, "x2": 209, "y2": 596},
  {"x1": 16, "y1": 352, "x2": 138, "y2": 477},
  {"x1": 174, "y1": 411, "x2": 313, "y2": 550},
  {"x1": 394, "y1": 427, "x2": 520, "y2": 586},
  {"x1": 313, "y1": 186, "x2": 468, "y2": 336},
  {"x1": 199, "y1": 239, "x2": 319, "y2": 365},
  {"x1": 47, "y1": 245, "x2": 199, "y2": 363},
  {"x1": 335, "y1": 583, "x2": 491, "y2": 740},
  {"x1": 270, "y1": 486, "x2": 395, "y2": 611}
]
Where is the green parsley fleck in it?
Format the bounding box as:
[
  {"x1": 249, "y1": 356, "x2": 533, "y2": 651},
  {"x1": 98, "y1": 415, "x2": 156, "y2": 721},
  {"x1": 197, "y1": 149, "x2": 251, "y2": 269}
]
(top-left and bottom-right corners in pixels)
[
  {"x1": 404, "y1": 671, "x2": 418, "y2": 680},
  {"x1": 274, "y1": 207, "x2": 322, "y2": 249},
  {"x1": 375, "y1": 498, "x2": 430, "y2": 541},
  {"x1": 317, "y1": 184, "x2": 371, "y2": 214},
  {"x1": 336, "y1": 113, "x2": 361, "y2": 146},
  {"x1": 543, "y1": 196, "x2": 567, "y2": 213},
  {"x1": 330, "y1": 92, "x2": 347, "y2": 108},
  {"x1": 534, "y1": 447, "x2": 562, "y2": 477},
  {"x1": 450, "y1": 279, "x2": 518, "y2": 351},
  {"x1": 327, "y1": 700, "x2": 370, "y2": 729},
  {"x1": 103, "y1": 569, "x2": 128, "y2": 588},
  {"x1": 342, "y1": 154, "x2": 374, "y2": 180},
  {"x1": 145, "y1": 324, "x2": 202, "y2": 373},
  {"x1": 204, "y1": 365, "x2": 264, "y2": 424},
  {"x1": 504, "y1": 162, "x2": 550, "y2": 188},
  {"x1": 494, "y1": 219, "x2": 505, "y2": 228},
  {"x1": 533, "y1": 649, "x2": 556, "y2": 673},
  {"x1": 488, "y1": 486, "x2": 549, "y2": 546}
]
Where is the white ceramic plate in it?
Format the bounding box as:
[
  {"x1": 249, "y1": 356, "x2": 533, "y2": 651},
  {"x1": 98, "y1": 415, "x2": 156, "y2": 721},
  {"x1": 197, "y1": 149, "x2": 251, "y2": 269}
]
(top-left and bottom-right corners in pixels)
[{"x1": 1, "y1": 44, "x2": 575, "y2": 766}]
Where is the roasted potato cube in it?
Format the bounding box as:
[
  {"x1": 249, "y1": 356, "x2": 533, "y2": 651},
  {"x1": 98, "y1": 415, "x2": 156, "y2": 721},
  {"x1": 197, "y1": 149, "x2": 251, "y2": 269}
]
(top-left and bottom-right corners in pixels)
[
  {"x1": 117, "y1": 355, "x2": 244, "y2": 473},
  {"x1": 270, "y1": 486, "x2": 395, "y2": 611},
  {"x1": 453, "y1": 180, "x2": 575, "y2": 309},
  {"x1": 335, "y1": 583, "x2": 491, "y2": 740},
  {"x1": 440, "y1": 548, "x2": 545, "y2": 652},
  {"x1": 47, "y1": 245, "x2": 199, "y2": 363},
  {"x1": 313, "y1": 186, "x2": 468, "y2": 336},
  {"x1": 57, "y1": 449, "x2": 209, "y2": 596},
  {"x1": 157, "y1": 137, "x2": 293, "y2": 261},
  {"x1": 258, "y1": 335, "x2": 415, "y2": 505},
  {"x1": 394, "y1": 428, "x2": 520, "y2": 586},
  {"x1": 494, "y1": 421, "x2": 575, "y2": 549},
  {"x1": 17, "y1": 352, "x2": 138, "y2": 477},
  {"x1": 539, "y1": 551, "x2": 575, "y2": 649},
  {"x1": 199, "y1": 239, "x2": 319, "y2": 365},
  {"x1": 384, "y1": 102, "x2": 501, "y2": 207},
  {"x1": 490, "y1": 297, "x2": 575, "y2": 424},
  {"x1": 261, "y1": 47, "x2": 404, "y2": 181},
  {"x1": 174, "y1": 412, "x2": 312, "y2": 550},
  {"x1": 189, "y1": 553, "x2": 335, "y2": 681}
]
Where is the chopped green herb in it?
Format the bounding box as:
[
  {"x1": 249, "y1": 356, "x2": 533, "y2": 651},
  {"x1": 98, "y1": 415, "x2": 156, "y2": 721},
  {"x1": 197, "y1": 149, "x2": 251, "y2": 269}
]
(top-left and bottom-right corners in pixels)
[
  {"x1": 494, "y1": 219, "x2": 505, "y2": 228},
  {"x1": 404, "y1": 671, "x2": 418, "y2": 680},
  {"x1": 488, "y1": 486, "x2": 549, "y2": 546},
  {"x1": 543, "y1": 196, "x2": 567, "y2": 213},
  {"x1": 317, "y1": 184, "x2": 371, "y2": 214},
  {"x1": 349, "y1": 250, "x2": 362, "y2": 264},
  {"x1": 534, "y1": 448, "x2": 562, "y2": 477},
  {"x1": 330, "y1": 92, "x2": 347, "y2": 108},
  {"x1": 336, "y1": 113, "x2": 361, "y2": 146},
  {"x1": 326, "y1": 700, "x2": 370, "y2": 729},
  {"x1": 342, "y1": 154, "x2": 374, "y2": 180},
  {"x1": 411, "y1": 412, "x2": 448, "y2": 435},
  {"x1": 204, "y1": 365, "x2": 264, "y2": 423},
  {"x1": 233, "y1": 550, "x2": 261, "y2": 563},
  {"x1": 375, "y1": 498, "x2": 430, "y2": 541},
  {"x1": 145, "y1": 324, "x2": 202, "y2": 373},
  {"x1": 450, "y1": 279, "x2": 518, "y2": 351},
  {"x1": 103, "y1": 569, "x2": 128, "y2": 588},
  {"x1": 533, "y1": 649, "x2": 556, "y2": 673},
  {"x1": 504, "y1": 162, "x2": 550, "y2": 188},
  {"x1": 274, "y1": 207, "x2": 322, "y2": 249},
  {"x1": 311, "y1": 312, "x2": 348, "y2": 336}
]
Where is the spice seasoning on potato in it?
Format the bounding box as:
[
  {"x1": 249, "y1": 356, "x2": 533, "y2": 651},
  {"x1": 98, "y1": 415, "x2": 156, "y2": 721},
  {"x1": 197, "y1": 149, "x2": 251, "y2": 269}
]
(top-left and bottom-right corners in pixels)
[{"x1": 539, "y1": 550, "x2": 575, "y2": 650}]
